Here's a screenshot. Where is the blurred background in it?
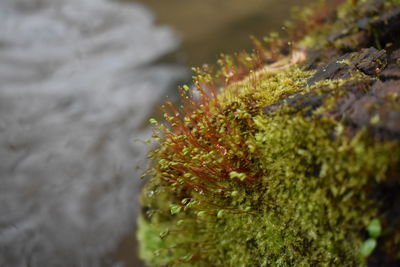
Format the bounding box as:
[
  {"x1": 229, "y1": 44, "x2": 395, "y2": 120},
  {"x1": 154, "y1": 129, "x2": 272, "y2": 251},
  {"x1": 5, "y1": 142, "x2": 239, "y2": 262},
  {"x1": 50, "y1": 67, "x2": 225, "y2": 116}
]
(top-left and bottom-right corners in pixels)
[{"x1": 0, "y1": 0, "x2": 309, "y2": 266}]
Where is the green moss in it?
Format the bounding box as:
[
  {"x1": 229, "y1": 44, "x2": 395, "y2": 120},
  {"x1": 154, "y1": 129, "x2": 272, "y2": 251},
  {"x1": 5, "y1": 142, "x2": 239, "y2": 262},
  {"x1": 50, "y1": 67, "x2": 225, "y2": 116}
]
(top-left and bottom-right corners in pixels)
[
  {"x1": 248, "y1": 113, "x2": 398, "y2": 265},
  {"x1": 137, "y1": 216, "x2": 168, "y2": 266},
  {"x1": 140, "y1": 69, "x2": 400, "y2": 266},
  {"x1": 297, "y1": 0, "x2": 400, "y2": 50},
  {"x1": 138, "y1": 0, "x2": 400, "y2": 266}
]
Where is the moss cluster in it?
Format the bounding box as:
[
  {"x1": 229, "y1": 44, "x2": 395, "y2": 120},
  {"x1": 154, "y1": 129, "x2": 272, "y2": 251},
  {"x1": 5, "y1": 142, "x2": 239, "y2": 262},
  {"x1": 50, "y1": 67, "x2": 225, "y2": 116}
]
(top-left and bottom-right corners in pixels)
[
  {"x1": 296, "y1": 0, "x2": 400, "y2": 50},
  {"x1": 138, "y1": 0, "x2": 400, "y2": 266}
]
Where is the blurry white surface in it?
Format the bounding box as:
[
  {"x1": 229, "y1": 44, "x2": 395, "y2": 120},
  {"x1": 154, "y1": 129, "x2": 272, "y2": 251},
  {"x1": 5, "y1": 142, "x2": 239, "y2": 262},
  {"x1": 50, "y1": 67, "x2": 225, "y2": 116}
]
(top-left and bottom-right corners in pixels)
[{"x1": 0, "y1": 0, "x2": 186, "y2": 266}]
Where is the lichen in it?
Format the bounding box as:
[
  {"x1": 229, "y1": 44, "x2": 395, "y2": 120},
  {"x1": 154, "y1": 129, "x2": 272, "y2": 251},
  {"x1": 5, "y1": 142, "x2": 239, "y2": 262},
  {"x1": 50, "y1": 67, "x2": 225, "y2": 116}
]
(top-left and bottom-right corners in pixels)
[{"x1": 138, "y1": 0, "x2": 400, "y2": 266}]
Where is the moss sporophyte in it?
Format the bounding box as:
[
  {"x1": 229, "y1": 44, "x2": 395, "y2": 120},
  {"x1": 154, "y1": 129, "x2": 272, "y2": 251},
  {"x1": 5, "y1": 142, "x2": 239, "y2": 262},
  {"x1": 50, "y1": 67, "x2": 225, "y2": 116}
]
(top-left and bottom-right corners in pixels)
[{"x1": 138, "y1": 0, "x2": 400, "y2": 266}]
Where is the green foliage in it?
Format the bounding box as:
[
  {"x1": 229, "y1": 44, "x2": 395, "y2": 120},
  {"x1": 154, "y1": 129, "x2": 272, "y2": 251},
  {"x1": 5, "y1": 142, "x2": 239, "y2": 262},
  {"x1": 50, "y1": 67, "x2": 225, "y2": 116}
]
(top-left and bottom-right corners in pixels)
[
  {"x1": 138, "y1": 0, "x2": 400, "y2": 266},
  {"x1": 139, "y1": 65, "x2": 400, "y2": 265},
  {"x1": 360, "y1": 239, "x2": 377, "y2": 258},
  {"x1": 137, "y1": 216, "x2": 169, "y2": 266},
  {"x1": 359, "y1": 218, "x2": 382, "y2": 258},
  {"x1": 367, "y1": 218, "x2": 381, "y2": 239}
]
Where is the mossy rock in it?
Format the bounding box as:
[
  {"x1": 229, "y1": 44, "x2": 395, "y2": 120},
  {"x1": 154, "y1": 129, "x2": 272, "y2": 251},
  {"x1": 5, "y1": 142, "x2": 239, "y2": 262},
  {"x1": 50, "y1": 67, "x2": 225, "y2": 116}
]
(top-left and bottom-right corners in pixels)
[{"x1": 138, "y1": 0, "x2": 400, "y2": 266}]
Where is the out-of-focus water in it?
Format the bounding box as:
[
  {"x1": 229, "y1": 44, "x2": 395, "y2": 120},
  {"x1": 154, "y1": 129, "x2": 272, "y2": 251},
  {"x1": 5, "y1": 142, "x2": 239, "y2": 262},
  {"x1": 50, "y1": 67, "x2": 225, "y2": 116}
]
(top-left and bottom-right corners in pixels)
[{"x1": 0, "y1": 0, "x2": 186, "y2": 266}]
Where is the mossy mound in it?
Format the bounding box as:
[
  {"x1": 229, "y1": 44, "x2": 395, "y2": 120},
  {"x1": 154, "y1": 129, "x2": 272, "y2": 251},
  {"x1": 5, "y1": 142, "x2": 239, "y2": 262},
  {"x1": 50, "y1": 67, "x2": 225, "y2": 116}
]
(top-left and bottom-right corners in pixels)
[{"x1": 138, "y1": 0, "x2": 400, "y2": 266}]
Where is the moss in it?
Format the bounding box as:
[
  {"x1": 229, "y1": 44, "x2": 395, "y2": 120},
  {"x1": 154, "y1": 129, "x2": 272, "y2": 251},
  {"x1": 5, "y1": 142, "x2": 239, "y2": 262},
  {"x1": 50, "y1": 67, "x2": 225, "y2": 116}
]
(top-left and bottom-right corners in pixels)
[
  {"x1": 140, "y1": 74, "x2": 400, "y2": 265},
  {"x1": 248, "y1": 113, "x2": 398, "y2": 265},
  {"x1": 137, "y1": 216, "x2": 168, "y2": 266},
  {"x1": 138, "y1": 0, "x2": 400, "y2": 266},
  {"x1": 297, "y1": 0, "x2": 400, "y2": 50}
]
